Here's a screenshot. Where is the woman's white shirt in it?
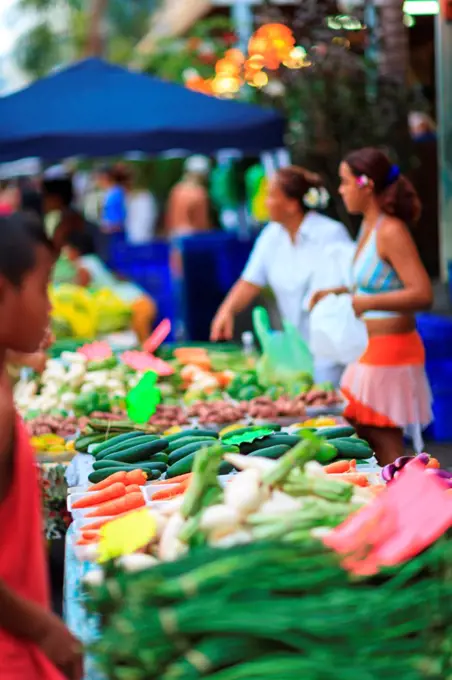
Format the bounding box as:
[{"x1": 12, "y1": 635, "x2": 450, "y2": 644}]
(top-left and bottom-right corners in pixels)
[
  {"x1": 241, "y1": 211, "x2": 352, "y2": 344},
  {"x1": 125, "y1": 191, "x2": 158, "y2": 245}
]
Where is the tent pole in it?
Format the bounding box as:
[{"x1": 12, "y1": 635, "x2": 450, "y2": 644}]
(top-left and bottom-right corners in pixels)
[{"x1": 231, "y1": 0, "x2": 254, "y2": 53}]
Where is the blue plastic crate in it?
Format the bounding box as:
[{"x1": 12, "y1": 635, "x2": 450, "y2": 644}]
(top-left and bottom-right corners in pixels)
[
  {"x1": 417, "y1": 313, "x2": 452, "y2": 361},
  {"x1": 174, "y1": 232, "x2": 255, "y2": 341},
  {"x1": 424, "y1": 388, "x2": 452, "y2": 442}
]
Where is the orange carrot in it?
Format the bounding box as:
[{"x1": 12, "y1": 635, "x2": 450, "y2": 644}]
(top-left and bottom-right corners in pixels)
[
  {"x1": 152, "y1": 481, "x2": 189, "y2": 501},
  {"x1": 82, "y1": 530, "x2": 100, "y2": 541},
  {"x1": 125, "y1": 469, "x2": 147, "y2": 486},
  {"x1": 85, "y1": 492, "x2": 145, "y2": 518},
  {"x1": 72, "y1": 482, "x2": 126, "y2": 509},
  {"x1": 82, "y1": 511, "x2": 132, "y2": 531},
  {"x1": 89, "y1": 471, "x2": 127, "y2": 492},
  {"x1": 125, "y1": 484, "x2": 142, "y2": 494},
  {"x1": 331, "y1": 472, "x2": 369, "y2": 487},
  {"x1": 324, "y1": 460, "x2": 352, "y2": 474},
  {"x1": 426, "y1": 457, "x2": 440, "y2": 469},
  {"x1": 76, "y1": 537, "x2": 98, "y2": 546},
  {"x1": 154, "y1": 473, "x2": 192, "y2": 486}
]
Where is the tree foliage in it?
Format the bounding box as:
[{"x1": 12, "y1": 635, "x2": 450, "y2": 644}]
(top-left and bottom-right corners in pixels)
[{"x1": 14, "y1": 0, "x2": 159, "y2": 80}]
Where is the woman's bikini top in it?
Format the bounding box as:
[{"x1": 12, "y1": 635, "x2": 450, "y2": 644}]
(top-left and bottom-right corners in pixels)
[{"x1": 352, "y1": 216, "x2": 403, "y2": 320}]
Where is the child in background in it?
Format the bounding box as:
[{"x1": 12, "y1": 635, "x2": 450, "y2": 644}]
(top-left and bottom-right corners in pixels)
[
  {"x1": 55, "y1": 230, "x2": 157, "y2": 343},
  {"x1": 0, "y1": 214, "x2": 82, "y2": 679}
]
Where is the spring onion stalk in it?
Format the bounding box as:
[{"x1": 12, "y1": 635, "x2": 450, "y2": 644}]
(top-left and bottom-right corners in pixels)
[
  {"x1": 87, "y1": 539, "x2": 452, "y2": 680},
  {"x1": 262, "y1": 435, "x2": 322, "y2": 488},
  {"x1": 181, "y1": 444, "x2": 226, "y2": 519},
  {"x1": 282, "y1": 475, "x2": 354, "y2": 503}
]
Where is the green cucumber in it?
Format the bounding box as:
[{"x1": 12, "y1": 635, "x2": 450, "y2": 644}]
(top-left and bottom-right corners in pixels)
[
  {"x1": 92, "y1": 431, "x2": 144, "y2": 456},
  {"x1": 248, "y1": 444, "x2": 291, "y2": 460},
  {"x1": 316, "y1": 442, "x2": 338, "y2": 464},
  {"x1": 243, "y1": 434, "x2": 301, "y2": 454},
  {"x1": 167, "y1": 435, "x2": 217, "y2": 453},
  {"x1": 97, "y1": 435, "x2": 161, "y2": 460},
  {"x1": 316, "y1": 426, "x2": 356, "y2": 440},
  {"x1": 333, "y1": 438, "x2": 372, "y2": 460},
  {"x1": 167, "y1": 445, "x2": 239, "y2": 478},
  {"x1": 167, "y1": 440, "x2": 218, "y2": 466},
  {"x1": 104, "y1": 439, "x2": 169, "y2": 464},
  {"x1": 164, "y1": 429, "x2": 219, "y2": 444},
  {"x1": 75, "y1": 433, "x2": 108, "y2": 453},
  {"x1": 92, "y1": 453, "x2": 168, "y2": 471}
]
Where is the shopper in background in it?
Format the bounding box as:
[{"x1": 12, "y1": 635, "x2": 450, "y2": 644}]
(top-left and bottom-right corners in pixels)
[
  {"x1": 0, "y1": 214, "x2": 82, "y2": 680},
  {"x1": 125, "y1": 169, "x2": 158, "y2": 245},
  {"x1": 0, "y1": 181, "x2": 20, "y2": 216},
  {"x1": 210, "y1": 165, "x2": 353, "y2": 385},
  {"x1": 311, "y1": 147, "x2": 433, "y2": 464},
  {"x1": 408, "y1": 111, "x2": 436, "y2": 142},
  {"x1": 96, "y1": 165, "x2": 127, "y2": 234},
  {"x1": 165, "y1": 155, "x2": 211, "y2": 237},
  {"x1": 59, "y1": 230, "x2": 157, "y2": 344}
]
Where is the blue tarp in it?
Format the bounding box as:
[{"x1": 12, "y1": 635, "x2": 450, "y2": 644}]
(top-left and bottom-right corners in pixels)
[{"x1": 0, "y1": 58, "x2": 285, "y2": 162}]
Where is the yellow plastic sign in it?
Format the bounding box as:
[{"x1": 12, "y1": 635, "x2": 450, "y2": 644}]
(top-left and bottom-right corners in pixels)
[{"x1": 97, "y1": 508, "x2": 157, "y2": 563}]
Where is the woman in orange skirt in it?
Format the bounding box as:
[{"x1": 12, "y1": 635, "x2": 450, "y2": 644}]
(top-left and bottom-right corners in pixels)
[{"x1": 311, "y1": 148, "x2": 433, "y2": 465}]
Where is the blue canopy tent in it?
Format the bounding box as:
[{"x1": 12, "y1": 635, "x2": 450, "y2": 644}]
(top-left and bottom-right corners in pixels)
[{"x1": 0, "y1": 58, "x2": 285, "y2": 162}]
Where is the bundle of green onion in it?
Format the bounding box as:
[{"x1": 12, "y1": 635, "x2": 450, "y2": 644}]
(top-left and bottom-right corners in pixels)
[{"x1": 87, "y1": 536, "x2": 452, "y2": 680}]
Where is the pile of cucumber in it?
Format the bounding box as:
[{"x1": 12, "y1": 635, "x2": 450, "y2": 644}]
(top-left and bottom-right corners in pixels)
[
  {"x1": 82, "y1": 424, "x2": 373, "y2": 485},
  {"x1": 220, "y1": 424, "x2": 373, "y2": 464}
]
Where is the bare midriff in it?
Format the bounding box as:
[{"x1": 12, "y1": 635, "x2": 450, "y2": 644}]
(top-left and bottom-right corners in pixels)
[{"x1": 365, "y1": 314, "x2": 416, "y2": 338}]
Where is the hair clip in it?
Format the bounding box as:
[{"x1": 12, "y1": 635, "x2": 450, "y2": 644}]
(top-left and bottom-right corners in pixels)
[
  {"x1": 386, "y1": 165, "x2": 400, "y2": 186},
  {"x1": 303, "y1": 187, "x2": 330, "y2": 209},
  {"x1": 356, "y1": 175, "x2": 369, "y2": 188}
]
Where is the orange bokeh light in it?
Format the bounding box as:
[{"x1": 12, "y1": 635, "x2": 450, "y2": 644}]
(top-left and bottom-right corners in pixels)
[
  {"x1": 215, "y1": 58, "x2": 241, "y2": 77},
  {"x1": 248, "y1": 23, "x2": 295, "y2": 70}
]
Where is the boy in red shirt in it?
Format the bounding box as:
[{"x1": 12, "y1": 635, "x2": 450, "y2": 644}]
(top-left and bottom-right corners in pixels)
[{"x1": 0, "y1": 213, "x2": 82, "y2": 679}]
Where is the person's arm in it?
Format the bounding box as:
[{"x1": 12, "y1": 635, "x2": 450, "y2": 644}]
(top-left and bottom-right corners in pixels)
[
  {"x1": 352, "y1": 219, "x2": 433, "y2": 317},
  {"x1": 196, "y1": 187, "x2": 211, "y2": 231},
  {"x1": 75, "y1": 264, "x2": 91, "y2": 287},
  {"x1": 211, "y1": 280, "x2": 261, "y2": 341},
  {"x1": 0, "y1": 581, "x2": 83, "y2": 679},
  {"x1": 309, "y1": 286, "x2": 350, "y2": 311}
]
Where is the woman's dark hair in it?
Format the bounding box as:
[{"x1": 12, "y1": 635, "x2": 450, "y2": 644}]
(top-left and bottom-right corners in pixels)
[
  {"x1": 20, "y1": 189, "x2": 43, "y2": 217},
  {"x1": 43, "y1": 177, "x2": 74, "y2": 207},
  {"x1": 276, "y1": 166, "x2": 324, "y2": 211},
  {"x1": 0, "y1": 212, "x2": 54, "y2": 287},
  {"x1": 98, "y1": 164, "x2": 129, "y2": 187},
  {"x1": 344, "y1": 147, "x2": 421, "y2": 224}
]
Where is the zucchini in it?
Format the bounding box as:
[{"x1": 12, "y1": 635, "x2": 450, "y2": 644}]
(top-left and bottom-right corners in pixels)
[
  {"x1": 316, "y1": 426, "x2": 356, "y2": 440},
  {"x1": 104, "y1": 439, "x2": 169, "y2": 464},
  {"x1": 333, "y1": 438, "x2": 372, "y2": 460},
  {"x1": 92, "y1": 431, "x2": 144, "y2": 456},
  {"x1": 248, "y1": 444, "x2": 291, "y2": 460},
  {"x1": 96, "y1": 434, "x2": 160, "y2": 460},
  {"x1": 243, "y1": 434, "x2": 300, "y2": 454},
  {"x1": 164, "y1": 429, "x2": 219, "y2": 444},
  {"x1": 167, "y1": 435, "x2": 217, "y2": 453},
  {"x1": 167, "y1": 440, "x2": 218, "y2": 466}
]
